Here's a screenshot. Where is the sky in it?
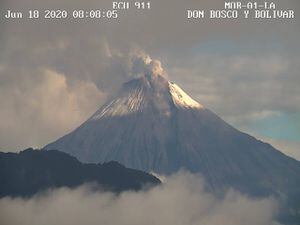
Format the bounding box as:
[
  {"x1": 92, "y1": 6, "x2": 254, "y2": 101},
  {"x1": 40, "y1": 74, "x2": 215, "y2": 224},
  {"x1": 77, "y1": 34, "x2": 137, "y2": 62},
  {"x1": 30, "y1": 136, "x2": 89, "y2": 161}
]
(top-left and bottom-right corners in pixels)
[{"x1": 0, "y1": 0, "x2": 299, "y2": 159}]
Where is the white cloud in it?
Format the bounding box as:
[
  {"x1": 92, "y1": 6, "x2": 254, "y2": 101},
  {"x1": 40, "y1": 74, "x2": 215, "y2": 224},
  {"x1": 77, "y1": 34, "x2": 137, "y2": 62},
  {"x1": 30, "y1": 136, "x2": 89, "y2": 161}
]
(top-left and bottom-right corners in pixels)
[
  {"x1": 0, "y1": 69, "x2": 105, "y2": 151},
  {"x1": 0, "y1": 172, "x2": 280, "y2": 225}
]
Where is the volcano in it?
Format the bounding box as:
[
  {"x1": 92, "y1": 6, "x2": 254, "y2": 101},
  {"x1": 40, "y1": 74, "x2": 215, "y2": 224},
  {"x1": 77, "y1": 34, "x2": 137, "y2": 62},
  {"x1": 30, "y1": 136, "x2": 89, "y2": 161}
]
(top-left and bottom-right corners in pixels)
[{"x1": 44, "y1": 72, "x2": 300, "y2": 213}]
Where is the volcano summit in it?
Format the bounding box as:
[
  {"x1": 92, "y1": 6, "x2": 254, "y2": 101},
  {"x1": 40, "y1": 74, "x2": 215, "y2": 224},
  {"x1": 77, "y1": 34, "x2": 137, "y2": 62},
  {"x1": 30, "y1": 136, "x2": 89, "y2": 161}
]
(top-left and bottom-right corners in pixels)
[{"x1": 44, "y1": 73, "x2": 215, "y2": 174}]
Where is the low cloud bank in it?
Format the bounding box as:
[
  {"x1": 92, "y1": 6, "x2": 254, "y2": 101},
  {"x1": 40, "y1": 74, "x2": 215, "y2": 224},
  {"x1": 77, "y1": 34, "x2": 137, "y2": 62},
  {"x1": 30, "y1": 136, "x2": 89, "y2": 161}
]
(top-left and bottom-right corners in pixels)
[{"x1": 0, "y1": 172, "x2": 280, "y2": 225}]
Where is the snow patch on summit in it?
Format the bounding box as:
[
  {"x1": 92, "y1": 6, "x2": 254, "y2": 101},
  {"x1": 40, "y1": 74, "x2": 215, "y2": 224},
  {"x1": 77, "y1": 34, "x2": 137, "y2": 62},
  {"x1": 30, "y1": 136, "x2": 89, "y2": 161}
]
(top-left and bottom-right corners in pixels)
[
  {"x1": 90, "y1": 78, "x2": 203, "y2": 121},
  {"x1": 169, "y1": 82, "x2": 203, "y2": 109},
  {"x1": 90, "y1": 87, "x2": 146, "y2": 120}
]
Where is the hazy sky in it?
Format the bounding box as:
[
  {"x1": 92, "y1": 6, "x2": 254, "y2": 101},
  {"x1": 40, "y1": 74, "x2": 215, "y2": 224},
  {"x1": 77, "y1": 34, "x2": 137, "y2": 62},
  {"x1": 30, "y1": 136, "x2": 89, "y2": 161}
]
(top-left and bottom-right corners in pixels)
[{"x1": 0, "y1": 0, "x2": 299, "y2": 159}]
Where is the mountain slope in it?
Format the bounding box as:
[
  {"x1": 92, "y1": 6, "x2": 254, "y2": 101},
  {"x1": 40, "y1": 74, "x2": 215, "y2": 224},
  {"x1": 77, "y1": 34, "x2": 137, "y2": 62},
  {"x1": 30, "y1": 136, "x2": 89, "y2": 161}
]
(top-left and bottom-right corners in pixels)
[
  {"x1": 0, "y1": 148, "x2": 160, "y2": 197},
  {"x1": 44, "y1": 73, "x2": 300, "y2": 223},
  {"x1": 44, "y1": 74, "x2": 300, "y2": 193}
]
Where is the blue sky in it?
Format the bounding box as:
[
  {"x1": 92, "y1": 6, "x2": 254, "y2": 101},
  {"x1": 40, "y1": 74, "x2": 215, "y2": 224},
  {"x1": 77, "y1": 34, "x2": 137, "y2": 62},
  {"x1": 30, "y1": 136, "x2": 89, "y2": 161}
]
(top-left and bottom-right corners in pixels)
[{"x1": 247, "y1": 112, "x2": 300, "y2": 142}]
